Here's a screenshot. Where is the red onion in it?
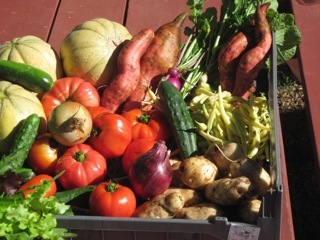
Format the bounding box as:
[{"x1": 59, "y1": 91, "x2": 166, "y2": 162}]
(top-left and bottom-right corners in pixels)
[
  {"x1": 168, "y1": 67, "x2": 180, "y2": 78},
  {"x1": 129, "y1": 141, "x2": 172, "y2": 200},
  {"x1": 167, "y1": 77, "x2": 182, "y2": 90}
]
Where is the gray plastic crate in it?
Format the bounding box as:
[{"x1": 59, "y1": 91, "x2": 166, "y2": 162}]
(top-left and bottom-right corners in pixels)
[{"x1": 56, "y1": 33, "x2": 282, "y2": 240}]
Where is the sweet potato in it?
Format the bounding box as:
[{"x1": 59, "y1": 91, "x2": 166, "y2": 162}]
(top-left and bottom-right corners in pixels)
[
  {"x1": 132, "y1": 191, "x2": 185, "y2": 219},
  {"x1": 123, "y1": 12, "x2": 188, "y2": 111},
  {"x1": 218, "y1": 31, "x2": 254, "y2": 93},
  {"x1": 100, "y1": 28, "x2": 154, "y2": 113},
  {"x1": 205, "y1": 176, "x2": 258, "y2": 206},
  {"x1": 175, "y1": 202, "x2": 224, "y2": 220},
  {"x1": 232, "y1": 3, "x2": 272, "y2": 97}
]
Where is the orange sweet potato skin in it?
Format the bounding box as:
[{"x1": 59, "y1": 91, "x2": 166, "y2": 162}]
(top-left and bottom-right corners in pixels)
[
  {"x1": 218, "y1": 31, "x2": 253, "y2": 93},
  {"x1": 123, "y1": 12, "x2": 188, "y2": 111},
  {"x1": 232, "y1": 3, "x2": 272, "y2": 97},
  {"x1": 100, "y1": 29, "x2": 154, "y2": 113}
]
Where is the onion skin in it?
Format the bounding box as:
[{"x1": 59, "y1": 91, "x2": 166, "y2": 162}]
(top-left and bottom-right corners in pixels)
[
  {"x1": 129, "y1": 141, "x2": 172, "y2": 200},
  {"x1": 48, "y1": 101, "x2": 92, "y2": 146},
  {"x1": 167, "y1": 77, "x2": 181, "y2": 90}
]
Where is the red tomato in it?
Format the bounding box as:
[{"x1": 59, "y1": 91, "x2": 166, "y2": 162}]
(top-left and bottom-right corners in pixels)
[
  {"x1": 88, "y1": 112, "x2": 132, "y2": 160},
  {"x1": 89, "y1": 181, "x2": 136, "y2": 217},
  {"x1": 121, "y1": 139, "x2": 156, "y2": 174},
  {"x1": 27, "y1": 133, "x2": 65, "y2": 175},
  {"x1": 122, "y1": 108, "x2": 171, "y2": 142},
  {"x1": 18, "y1": 174, "x2": 57, "y2": 198},
  {"x1": 86, "y1": 106, "x2": 109, "y2": 120},
  {"x1": 55, "y1": 144, "x2": 107, "y2": 190},
  {"x1": 41, "y1": 77, "x2": 100, "y2": 119}
]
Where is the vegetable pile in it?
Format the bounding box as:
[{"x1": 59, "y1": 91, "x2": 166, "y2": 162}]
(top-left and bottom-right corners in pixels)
[{"x1": 0, "y1": 0, "x2": 301, "y2": 238}]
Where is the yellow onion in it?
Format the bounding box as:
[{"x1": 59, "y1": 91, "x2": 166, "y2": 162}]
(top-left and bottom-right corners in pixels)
[{"x1": 48, "y1": 101, "x2": 92, "y2": 146}]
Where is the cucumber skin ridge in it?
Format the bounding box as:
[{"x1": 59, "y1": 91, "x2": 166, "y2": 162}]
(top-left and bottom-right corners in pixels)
[{"x1": 158, "y1": 81, "x2": 198, "y2": 160}]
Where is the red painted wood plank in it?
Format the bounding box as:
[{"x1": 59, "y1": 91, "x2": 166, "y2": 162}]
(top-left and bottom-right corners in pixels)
[
  {"x1": 0, "y1": 0, "x2": 60, "y2": 43},
  {"x1": 279, "y1": 123, "x2": 296, "y2": 240},
  {"x1": 125, "y1": 0, "x2": 221, "y2": 42},
  {"x1": 48, "y1": 0, "x2": 127, "y2": 52},
  {"x1": 291, "y1": 0, "x2": 320, "y2": 182}
]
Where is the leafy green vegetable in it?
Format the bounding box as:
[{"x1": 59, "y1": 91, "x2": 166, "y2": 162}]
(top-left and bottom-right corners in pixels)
[
  {"x1": 179, "y1": 0, "x2": 302, "y2": 98},
  {"x1": 0, "y1": 114, "x2": 40, "y2": 176},
  {"x1": 54, "y1": 185, "x2": 95, "y2": 204},
  {"x1": 0, "y1": 179, "x2": 76, "y2": 239},
  {"x1": 268, "y1": 9, "x2": 302, "y2": 63}
]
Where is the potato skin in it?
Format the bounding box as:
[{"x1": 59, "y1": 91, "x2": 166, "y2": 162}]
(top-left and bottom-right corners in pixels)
[
  {"x1": 175, "y1": 202, "x2": 224, "y2": 220},
  {"x1": 229, "y1": 157, "x2": 271, "y2": 196},
  {"x1": 205, "y1": 176, "x2": 258, "y2": 206},
  {"x1": 164, "y1": 188, "x2": 204, "y2": 207},
  {"x1": 179, "y1": 156, "x2": 219, "y2": 190},
  {"x1": 238, "y1": 199, "x2": 261, "y2": 224},
  {"x1": 132, "y1": 192, "x2": 185, "y2": 218},
  {"x1": 207, "y1": 142, "x2": 246, "y2": 173},
  {"x1": 170, "y1": 160, "x2": 185, "y2": 188}
]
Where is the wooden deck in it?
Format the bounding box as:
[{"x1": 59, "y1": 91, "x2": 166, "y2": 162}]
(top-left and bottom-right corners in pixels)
[
  {"x1": 290, "y1": 0, "x2": 320, "y2": 183},
  {"x1": 0, "y1": 1, "x2": 294, "y2": 239}
]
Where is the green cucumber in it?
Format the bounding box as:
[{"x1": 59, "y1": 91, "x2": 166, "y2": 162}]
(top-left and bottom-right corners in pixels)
[
  {"x1": 0, "y1": 59, "x2": 53, "y2": 93},
  {"x1": 158, "y1": 81, "x2": 198, "y2": 159},
  {"x1": 0, "y1": 114, "x2": 41, "y2": 175}
]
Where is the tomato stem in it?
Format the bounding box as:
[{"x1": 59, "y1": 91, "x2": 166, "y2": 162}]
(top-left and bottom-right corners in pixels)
[
  {"x1": 91, "y1": 127, "x2": 101, "y2": 137},
  {"x1": 106, "y1": 181, "x2": 117, "y2": 193},
  {"x1": 138, "y1": 112, "x2": 150, "y2": 124},
  {"x1": 74, "y1": 151, "x2": 86, "y2": 162}
]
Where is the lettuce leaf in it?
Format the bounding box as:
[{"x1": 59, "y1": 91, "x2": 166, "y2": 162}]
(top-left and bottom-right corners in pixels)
[{"x1": 0, "y1": 180, "x2": 76, "y2": 239}]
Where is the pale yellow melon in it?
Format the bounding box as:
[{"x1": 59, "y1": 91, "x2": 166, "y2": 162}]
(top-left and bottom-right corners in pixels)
[
  {"x1": 0, "y1": 81, "x2": 47, "y2": 155},
  {"x1": 0, "y1": 35, "x2": 63, "y2": 81},
  {"x1": 60, "y1": 18, "x2": 132, "y2": 88}
]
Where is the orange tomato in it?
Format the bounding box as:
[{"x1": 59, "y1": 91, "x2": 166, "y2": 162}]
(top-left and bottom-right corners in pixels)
[
  {"x1": 18, "y1": 174, "x2": 57, "y2": 198},
  {"x1": 121, "y1": 139, "x2": 156, "y2": 174},
  {"x1": 86, "y1": 106, "x2": 110, "y2": 120},
  {"x1": 27, "y1": 133, "x2": 64, "y2": 175},
  {"x1": 122, "y1": 108, "x2": 171, "y2": 142}
]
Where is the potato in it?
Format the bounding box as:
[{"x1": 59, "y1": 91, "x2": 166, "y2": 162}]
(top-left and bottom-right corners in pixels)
[
  {"x1": 205, "y1": 176, "x2": 258, "y2": 206},
  {"x1": 132, "y1": 192, "x2": 185, "y2": 218},
  {"x1": 206, "y1": 142, "x2": 246, "y2": 173},
  {"x1": 238, "y1": 199, "x2": 261, "y2": 224},
  {"x1": 179, "y1": 156, "x2": 218, "y2": 190},
  {"x1": 164, "y1": 188, "x2": 204, "y2": 207},
  {"x1": 229, "y1": 157, "x2": 271, "y2": 196},
  {"x1": 175, "y1": 202, "x2": 224, "y2": 220},
  {"x1": 170, "y1": 160, "x2": 184, "y2": 188}
]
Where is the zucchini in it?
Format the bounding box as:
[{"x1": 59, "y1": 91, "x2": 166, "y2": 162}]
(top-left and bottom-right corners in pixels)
[
  {"x1": 0, "y1": 114, "x2": 40, "y2": 175},
  {"x1": 158, "y1": 81, "x2": 198, "y2": 159},
  {"x1": 0, "y1": 59, "x2": 53, "y2": 93}
]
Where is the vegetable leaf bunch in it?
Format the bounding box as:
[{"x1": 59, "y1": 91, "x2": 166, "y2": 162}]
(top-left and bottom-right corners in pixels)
[
  {"x1": 179, "y1": 0, "x2": 302, "y2": 97},
  {"x1": 0, "y1": 180, "x2": 75, "y2": 240}
]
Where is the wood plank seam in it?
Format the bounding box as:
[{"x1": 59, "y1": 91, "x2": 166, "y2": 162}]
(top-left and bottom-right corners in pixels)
[
  {"x1": 123, "y1": 0, "x2": 130, "y2": 26},
  {"x1": 46, "y1": 0, "x2": 62, "y2": 43}
]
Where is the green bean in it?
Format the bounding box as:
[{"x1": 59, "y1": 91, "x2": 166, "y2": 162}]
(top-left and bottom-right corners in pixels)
[
  {"x1": 231, "y1": 112, "x2": 249, "y2": 153},
  {"x1": 187, "y1": 83, "x2": 271, "y2": 161},
  {"x1": 207, "y1": 105, "x2": 215, "y2": 133},
  {"x1": 199, "y1": 130, "x2": 224, "y2": 144},
  {"x1": 195, "y1": 121, "x2": 207, "y2": 131},
  {"x1": 202, "y1": 103, "x2": 210, "y2": 119}
]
